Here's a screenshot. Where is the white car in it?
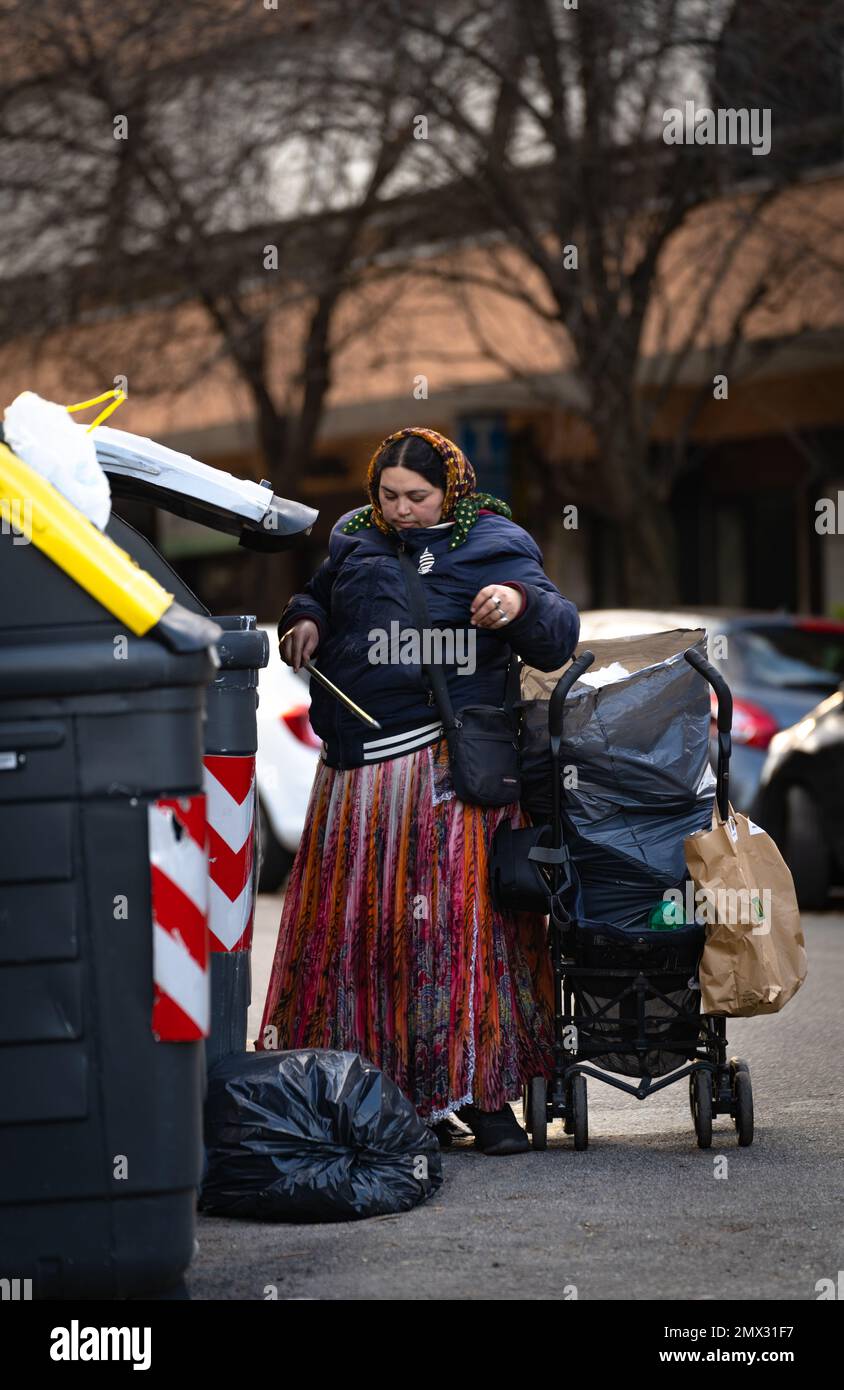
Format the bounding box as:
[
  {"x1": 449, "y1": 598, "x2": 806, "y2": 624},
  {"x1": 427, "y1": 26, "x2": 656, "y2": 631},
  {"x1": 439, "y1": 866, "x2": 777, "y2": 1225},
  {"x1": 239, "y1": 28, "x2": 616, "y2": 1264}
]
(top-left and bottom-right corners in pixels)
[{"x1": 255, "y1": 625, "x2": 321, "y2": 891}]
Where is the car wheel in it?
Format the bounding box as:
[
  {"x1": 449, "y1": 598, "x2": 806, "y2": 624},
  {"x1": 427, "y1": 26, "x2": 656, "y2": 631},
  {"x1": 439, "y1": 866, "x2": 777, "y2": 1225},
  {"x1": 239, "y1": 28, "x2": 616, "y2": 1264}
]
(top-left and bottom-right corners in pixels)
[
  {"x1": 257, "y1": 798, "x2": 295, "y2": 894},
  {"x1": 784, "y1": 784, "x2": 830, "y2": 911}
]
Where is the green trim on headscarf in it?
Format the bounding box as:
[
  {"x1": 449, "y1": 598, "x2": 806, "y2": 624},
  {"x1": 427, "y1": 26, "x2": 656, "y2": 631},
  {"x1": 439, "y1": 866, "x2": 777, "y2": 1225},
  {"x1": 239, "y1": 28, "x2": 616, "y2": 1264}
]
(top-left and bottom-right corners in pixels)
[{"x1": 341, "y1": 491, "x2": 511, "y2": 548}]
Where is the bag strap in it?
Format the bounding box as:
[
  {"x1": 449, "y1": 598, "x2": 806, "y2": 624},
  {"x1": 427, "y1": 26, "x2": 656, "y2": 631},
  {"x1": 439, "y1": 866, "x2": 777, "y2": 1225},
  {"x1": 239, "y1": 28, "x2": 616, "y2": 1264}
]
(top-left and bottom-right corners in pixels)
[
  {"x1": 711, "y1": 800, "x2": 738, "y2": 836},
  {"x1": 66, "y1": 387, "x2": 127, "y2": 433},
  {"x1": 397, "y1": 549, "x2": 457, "y2": 731},
  {"x1": 397, "y1": 548, "x2": 520, "y2": 729}
]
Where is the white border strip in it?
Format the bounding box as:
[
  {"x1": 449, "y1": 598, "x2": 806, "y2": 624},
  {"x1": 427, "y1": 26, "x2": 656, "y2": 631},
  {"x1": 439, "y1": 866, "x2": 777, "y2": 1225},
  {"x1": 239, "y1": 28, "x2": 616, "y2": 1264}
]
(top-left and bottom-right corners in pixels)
[
  {"x1": 362, "y1": 719, "x2": 443, "y2": 750},
  {"x1": 362, "y1": 726, "x2": 444, "y2": 761}
]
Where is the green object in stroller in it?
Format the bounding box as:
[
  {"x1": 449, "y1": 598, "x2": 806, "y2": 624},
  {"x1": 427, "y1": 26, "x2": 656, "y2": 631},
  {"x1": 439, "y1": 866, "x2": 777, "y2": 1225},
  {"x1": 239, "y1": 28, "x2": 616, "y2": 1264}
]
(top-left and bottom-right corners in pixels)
[{"x1": 490, "y1": 647, "x2": 754, "y2": 1152}]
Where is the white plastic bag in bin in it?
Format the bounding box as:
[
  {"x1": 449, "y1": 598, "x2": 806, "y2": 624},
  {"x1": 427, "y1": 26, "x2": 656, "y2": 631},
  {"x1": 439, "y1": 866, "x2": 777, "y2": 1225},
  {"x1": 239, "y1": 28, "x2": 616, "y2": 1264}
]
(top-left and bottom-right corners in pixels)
[{"x1": 3, "y1": 391, "x2": 112, "y2": 530}]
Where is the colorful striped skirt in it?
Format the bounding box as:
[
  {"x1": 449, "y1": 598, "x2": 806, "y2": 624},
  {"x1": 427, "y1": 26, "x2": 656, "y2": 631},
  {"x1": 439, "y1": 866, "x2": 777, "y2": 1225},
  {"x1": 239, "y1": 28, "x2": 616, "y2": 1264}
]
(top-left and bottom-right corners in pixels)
[{"x1": 256, "y1": 734, "x2": 555, "y2": 1121}]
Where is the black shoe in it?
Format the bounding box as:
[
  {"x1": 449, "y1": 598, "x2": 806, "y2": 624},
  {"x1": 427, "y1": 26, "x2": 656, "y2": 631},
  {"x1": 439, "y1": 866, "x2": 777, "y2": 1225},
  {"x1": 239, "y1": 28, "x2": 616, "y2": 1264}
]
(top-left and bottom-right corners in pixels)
[
  {"x1": 456, "y1": 1103, "x2": 530, "y2": 1155},
  {"x1": 430, "y1": 1116, "x2": 470, "y2": 1149}
]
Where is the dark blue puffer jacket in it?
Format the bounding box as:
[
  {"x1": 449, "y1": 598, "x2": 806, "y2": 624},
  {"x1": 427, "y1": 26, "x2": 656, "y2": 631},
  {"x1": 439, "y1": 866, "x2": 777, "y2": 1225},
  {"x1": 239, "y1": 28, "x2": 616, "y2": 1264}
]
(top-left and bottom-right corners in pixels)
[{"x1": 278, "y1": 508, "x2": 580, "y2": 768}]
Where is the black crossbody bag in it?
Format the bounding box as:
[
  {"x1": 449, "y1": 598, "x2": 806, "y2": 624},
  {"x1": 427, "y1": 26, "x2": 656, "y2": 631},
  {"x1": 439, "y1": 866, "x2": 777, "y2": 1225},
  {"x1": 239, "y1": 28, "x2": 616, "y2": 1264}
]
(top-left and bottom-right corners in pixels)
[{"x1": 397, "y1": 549, "x2": 522, "y2": 807}]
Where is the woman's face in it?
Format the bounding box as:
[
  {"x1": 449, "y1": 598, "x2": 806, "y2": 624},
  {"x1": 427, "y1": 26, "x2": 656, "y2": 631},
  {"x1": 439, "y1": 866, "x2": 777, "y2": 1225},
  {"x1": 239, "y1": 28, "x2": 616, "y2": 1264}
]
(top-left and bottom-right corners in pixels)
[{"x1": 378, "y1": 465, "x2": 445, "y2": 529}]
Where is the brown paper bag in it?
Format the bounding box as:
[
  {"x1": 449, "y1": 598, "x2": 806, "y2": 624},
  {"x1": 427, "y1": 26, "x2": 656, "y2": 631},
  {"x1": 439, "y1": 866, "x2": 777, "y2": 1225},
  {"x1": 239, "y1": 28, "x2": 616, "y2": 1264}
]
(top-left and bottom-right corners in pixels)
[{"x1": 684, "y1": 804, "x2": 808, "y2": 1017}]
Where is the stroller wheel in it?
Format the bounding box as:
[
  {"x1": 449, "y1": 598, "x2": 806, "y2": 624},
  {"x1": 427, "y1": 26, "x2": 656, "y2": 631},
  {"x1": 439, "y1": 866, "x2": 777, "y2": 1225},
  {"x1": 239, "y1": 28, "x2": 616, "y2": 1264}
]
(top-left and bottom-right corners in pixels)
[
  {"x1": 528, "y1": 1077, "x2": 547, "y2": 1150},
  {"x1": 690, "y1": 1069, "x2": 713, "y2": 1149},
  {"x1": 563, "y1": 1075, "x2": 575, "y2": 1134},
  {"x1": 730, "y1": 1059, "x2": 754, "y2": 1147},
  {"x1": 570, "y1": 1073, "x2": 588, "y2": 1151},
  {"x1": 688, "y1": 1073, "x2": 698, "y2": 1123}
]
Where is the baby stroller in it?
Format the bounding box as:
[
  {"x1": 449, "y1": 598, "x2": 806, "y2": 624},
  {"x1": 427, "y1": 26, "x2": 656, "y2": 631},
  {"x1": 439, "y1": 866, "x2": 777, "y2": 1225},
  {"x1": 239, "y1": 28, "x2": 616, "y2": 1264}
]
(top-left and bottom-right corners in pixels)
[{"x1": 490, "y1": 642, "x2": 754, "y2": 1152}]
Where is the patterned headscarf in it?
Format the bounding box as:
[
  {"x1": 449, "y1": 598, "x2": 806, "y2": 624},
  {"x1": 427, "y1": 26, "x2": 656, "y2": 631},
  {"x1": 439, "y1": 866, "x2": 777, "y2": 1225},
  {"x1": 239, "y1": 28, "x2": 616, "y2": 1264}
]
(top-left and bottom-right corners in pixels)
[{"x1": 340, "y1": 426, "x2": 511, "y2": 550}]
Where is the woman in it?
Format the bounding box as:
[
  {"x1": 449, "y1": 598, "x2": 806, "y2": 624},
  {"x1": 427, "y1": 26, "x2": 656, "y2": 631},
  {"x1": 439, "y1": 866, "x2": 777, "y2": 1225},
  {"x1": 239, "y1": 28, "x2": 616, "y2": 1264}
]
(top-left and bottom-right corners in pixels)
[{"x1": 257, "y1": 426, "x2": 580, "y2": 1155}]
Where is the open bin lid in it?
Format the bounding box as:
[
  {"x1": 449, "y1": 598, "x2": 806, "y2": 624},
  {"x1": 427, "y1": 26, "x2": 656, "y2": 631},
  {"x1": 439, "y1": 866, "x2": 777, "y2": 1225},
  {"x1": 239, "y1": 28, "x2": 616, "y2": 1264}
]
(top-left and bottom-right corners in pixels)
[
  {"x1": 0, "y1": 441, "x2": 222, "y2": 658},
  {"x1": 93, "y1": 426, "x2": 318, "y2": 552}
]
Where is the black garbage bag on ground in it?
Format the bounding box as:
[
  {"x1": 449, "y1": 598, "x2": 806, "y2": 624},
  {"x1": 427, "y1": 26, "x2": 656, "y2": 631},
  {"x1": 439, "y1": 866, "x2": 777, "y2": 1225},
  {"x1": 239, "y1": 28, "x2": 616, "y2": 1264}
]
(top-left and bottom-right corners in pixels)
[
  {"x1": 199, "y1": 1049, "x2": 443, "y2": 1222},
  {"x1": 519, "y1": 629, "x2": 716, "y2": 929}
]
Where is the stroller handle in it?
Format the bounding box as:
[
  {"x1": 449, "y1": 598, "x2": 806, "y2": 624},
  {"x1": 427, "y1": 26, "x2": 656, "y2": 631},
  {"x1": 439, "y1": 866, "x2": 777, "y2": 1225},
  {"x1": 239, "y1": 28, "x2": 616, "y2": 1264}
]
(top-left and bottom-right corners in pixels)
[
  {"x1": 683, "y1": 648, "x2": 732, "y2": 732},
  {"x1": 684, "y1": 646, "x2": 732, "y2": 821},
  {"x1": 549, "y1": 650, "x2": 595, "y2": 739}
]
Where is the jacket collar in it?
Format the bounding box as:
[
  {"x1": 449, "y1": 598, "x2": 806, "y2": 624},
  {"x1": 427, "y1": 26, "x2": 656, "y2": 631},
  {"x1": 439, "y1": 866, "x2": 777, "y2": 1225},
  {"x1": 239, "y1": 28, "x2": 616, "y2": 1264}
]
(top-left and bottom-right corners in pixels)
[{"x1": 386, "y1": 520, "x2": 455, "y2": 550}]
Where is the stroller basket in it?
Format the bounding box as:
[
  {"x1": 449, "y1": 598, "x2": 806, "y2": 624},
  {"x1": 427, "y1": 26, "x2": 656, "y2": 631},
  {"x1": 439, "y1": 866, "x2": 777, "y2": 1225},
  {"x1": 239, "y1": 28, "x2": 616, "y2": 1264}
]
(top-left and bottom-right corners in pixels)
[{"x1": 566, "y1": 918, "x2": 705, "y2": 1078}]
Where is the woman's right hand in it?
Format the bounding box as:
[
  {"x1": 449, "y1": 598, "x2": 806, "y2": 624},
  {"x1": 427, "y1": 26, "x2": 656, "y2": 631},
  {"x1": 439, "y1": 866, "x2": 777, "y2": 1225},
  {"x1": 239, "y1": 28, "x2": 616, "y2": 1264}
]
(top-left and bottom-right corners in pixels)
[{"x1": 279, "y1": 619, "x2": 320, "y2": 672}]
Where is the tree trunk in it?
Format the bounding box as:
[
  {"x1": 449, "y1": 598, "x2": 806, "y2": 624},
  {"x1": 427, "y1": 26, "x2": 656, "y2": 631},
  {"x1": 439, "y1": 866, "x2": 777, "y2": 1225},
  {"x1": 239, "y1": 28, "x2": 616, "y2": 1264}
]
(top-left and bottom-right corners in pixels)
[
  {"x1": 239, "y1": 381, "x2": 292, "y2": 621},
  {"x1": 590, "y1": 416, "x2": 680, "y2": 608},
  {"x1": 617, "y1": 496, "x2": 679, "y2": 608}
]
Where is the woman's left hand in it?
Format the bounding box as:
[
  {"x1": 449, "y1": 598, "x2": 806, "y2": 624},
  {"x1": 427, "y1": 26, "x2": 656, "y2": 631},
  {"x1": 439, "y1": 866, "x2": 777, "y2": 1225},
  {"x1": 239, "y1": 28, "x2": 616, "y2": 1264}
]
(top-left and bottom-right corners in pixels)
[{"x1": 469, "y1": 584, "x2": 524, "y2": 628}]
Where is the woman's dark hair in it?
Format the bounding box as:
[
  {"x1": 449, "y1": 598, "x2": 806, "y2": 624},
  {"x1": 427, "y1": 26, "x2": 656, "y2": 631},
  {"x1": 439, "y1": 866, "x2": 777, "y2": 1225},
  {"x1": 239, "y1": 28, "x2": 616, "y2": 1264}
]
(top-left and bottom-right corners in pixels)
[{"x1": 371, "y1": 434, "x2": 446, "y2": 492}]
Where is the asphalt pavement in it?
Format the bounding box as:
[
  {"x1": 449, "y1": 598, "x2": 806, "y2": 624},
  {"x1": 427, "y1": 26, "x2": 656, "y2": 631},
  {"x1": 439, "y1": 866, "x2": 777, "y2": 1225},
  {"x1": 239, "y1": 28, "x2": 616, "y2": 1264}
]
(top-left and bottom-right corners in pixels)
[{"x1": 188, "y1": 897, "x2": 844, "y2": 1301}]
